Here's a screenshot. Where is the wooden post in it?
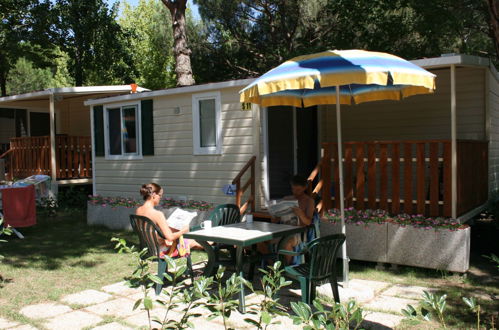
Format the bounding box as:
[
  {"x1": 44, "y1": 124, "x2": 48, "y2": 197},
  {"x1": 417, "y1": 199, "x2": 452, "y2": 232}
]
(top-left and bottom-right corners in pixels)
[{"x1": 49, "y1": 93, "x2": 57, "y2": 181}]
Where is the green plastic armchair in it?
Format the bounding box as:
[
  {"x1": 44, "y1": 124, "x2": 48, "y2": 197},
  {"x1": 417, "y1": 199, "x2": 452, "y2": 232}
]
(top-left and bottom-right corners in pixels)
[
  {"x1": 279, "y1": 233, "x2": 346, "y2": 304},
  {"x1": 130, "y1": 214, "x2": 194, "y2": 295}
]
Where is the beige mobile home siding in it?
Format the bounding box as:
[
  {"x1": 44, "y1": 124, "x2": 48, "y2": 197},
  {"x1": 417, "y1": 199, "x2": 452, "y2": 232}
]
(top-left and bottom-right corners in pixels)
[
  {"x1": 319, "y1": 67, "x2": 485, "y2": 142},
  {"x1": 94, "y1": 86, "x2": 257, "y2": 204},
  {"x1": 488, "y1": 69, "x2": 499, "y2": 193}
]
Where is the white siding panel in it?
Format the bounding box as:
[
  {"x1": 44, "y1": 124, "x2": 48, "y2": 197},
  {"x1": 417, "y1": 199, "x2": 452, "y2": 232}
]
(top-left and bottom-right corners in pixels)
[
  {"x1": 320, "y1": 67, "x2": 485, "y2": 142},
  {"x1": 93, "y1": 86, "x2": 257, "y2": 204}
]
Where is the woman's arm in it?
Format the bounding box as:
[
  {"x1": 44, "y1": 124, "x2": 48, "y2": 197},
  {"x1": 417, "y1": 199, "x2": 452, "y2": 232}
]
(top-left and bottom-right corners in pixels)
[
  {"x1": 292, "y1": 199, "x2": 314, "y2": 226},
  {"x1": 156, "y1": 211, "x2": 188, "y2": 241}
]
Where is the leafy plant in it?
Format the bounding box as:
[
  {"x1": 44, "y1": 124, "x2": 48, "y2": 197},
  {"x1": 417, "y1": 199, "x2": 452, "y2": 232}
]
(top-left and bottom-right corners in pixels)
[
  {"x1": 37, "y1": 196, "x2": 58, "y2": 216},
  {"x1": 0, "y1": 216, "x2": 12, "y2": 262},
  {"x1": 483, "y1": 253, "x2": 499, "y2": 270},
  {"x1": 420, "y1": 291, "x2": 448, "y2": 328},
  {"x1": 291, "y1": 298, "x2": 364, "y2": 329},
  {"x1": 401, "y1": 303, "x2": 431, "y2": 322},
  {"x1": 203, "y1": 266, "x2": 243, "y2": 330},
  {"x1": 244, "y1": 261, "x2": 292, "y2": 329},
  {"x1": 112, "y1": 237, "x2": 202, "y2": 329},
  {"x1": 463, "y1": 297, "x2": 481, "y2": 330}
]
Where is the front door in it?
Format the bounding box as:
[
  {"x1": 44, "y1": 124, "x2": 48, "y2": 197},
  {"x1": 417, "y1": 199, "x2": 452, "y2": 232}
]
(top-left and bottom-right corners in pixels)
[{"x1": 266, "y1": 106, "x2": 318, "y2": 199}]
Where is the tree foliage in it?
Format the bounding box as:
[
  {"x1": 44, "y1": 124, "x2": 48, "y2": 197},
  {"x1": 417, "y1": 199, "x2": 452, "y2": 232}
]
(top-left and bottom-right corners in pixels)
[
  {"x1": 53, "y1": 0, "x2": 136, "y2": 86},
  {"x1": 0, "y1": 0, "x2": 55, "y2": 95},
  {"x1": 119, "y1": 0, "x2": 176, "y2": 90},
  {"x1": 193, "y1": 0, "x2": 497, "y2": 81}
]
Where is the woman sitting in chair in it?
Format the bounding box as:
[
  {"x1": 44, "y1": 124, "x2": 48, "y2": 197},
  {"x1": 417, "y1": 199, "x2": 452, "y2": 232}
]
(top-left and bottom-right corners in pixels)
[
  {"x1": 136, "y1": 183, "x2": 201, "y2": 258},
  {"x1": 259, "y1": 175, "x2": 315, "y2": 263}
]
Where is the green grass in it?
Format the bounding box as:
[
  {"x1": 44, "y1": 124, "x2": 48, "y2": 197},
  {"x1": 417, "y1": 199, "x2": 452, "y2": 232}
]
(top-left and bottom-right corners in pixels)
[{"x1": 0, "y1": 210, "x2": 140, "y2": 325}]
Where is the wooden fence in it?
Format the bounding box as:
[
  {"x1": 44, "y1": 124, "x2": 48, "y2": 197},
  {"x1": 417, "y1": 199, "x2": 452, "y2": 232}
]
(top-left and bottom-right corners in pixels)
[
  {"x1": 2, "y1": 136, "x2": 92, "y2": 180},
  {"x1": 312, "y1": 140, "x2": 488, "y2": 217}
]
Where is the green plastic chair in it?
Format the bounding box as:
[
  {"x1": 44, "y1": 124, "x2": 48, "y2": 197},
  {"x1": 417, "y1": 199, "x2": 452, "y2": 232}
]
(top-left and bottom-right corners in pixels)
[
  {"x1": 279, "y1": 234, "x2": 346, "y2": 304},
  {"x1": 207, "y1": 204, "x2": 242, "y2": 269},
  {"x1": 208, "y1": 204, "x2": 241, "y2": 226},
  {"x1": 129, "y1": 215, "x2": 194, "y2": 295}
]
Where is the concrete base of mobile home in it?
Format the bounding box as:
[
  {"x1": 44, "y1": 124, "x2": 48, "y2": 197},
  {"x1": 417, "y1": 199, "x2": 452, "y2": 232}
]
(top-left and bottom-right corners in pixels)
[
  {"x1": 319, "y1": 220, "x2": 470, "y2": 273},
  {"x1": 87, "y1": 203, "x2": 208, "y2": 231}
]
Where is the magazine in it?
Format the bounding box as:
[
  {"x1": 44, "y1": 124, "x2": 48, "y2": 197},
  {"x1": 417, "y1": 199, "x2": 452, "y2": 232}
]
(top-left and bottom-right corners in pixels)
[
  {"x1": 267, "y1": 200, "x2": 298, "y2": 218},
  {"x1": 167, "y1": 208, "x2": 198, "y2": 230}
]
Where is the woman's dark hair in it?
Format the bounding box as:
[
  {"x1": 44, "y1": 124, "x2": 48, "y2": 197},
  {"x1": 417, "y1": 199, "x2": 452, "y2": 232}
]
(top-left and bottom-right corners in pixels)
[
  {"x1": 290, "y1": 175, "x2": 308, "y2": 187},
  {"x1": 140, "y1": 183, "x2": 162, "y2": 200}
]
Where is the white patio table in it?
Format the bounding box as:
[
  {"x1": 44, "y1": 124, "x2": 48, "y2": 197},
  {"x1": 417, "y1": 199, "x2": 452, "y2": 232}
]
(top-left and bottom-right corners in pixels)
[{"x1": 184, "y1": 221, "x2": 305, "y2": 313}]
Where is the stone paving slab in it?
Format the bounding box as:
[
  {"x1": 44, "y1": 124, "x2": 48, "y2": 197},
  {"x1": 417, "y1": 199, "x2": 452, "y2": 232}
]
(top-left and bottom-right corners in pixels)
[
  {"x1": 84, "y1": 298, "x2": 141, "y2": 318},
  {"x1": 8, "y1": 325, "x2": 38, "y2": 330},
  {"x1": 101, "y1": 282, "x2": 141, "y2": 296},
  {"x1": 364, "y1": 295, "x2": 418, "y2": 314},
  {"x1": 43, "y1": 310, "x2": 102, "y2": 330},
  {"x1": 91, "y1": 322, "x2": 134, "y2": 330},
  {"x1": 61, "y1": 289, "x2": 112, "y2": 306},
  {"x1": 363, "y1": 311, "x2": 404, "y2": 329},
  {"x1": 0, "y1": 317, "x2": 19, "y2": 329},
  {"x1": 382, "y1": 284, "x2": 435, "y2": 300},
  {"x1": 317, "y1": 279, "x2": 391, "y2": 304},
  {"x1": 19, "y1": 303, "x2": 72, "y2": 319}
]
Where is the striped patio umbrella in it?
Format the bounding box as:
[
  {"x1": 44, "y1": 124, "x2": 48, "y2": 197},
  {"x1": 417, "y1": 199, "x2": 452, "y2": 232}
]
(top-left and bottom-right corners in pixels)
[{"x1": 240, "y1": 49, "x2": 436, "y2": 284}]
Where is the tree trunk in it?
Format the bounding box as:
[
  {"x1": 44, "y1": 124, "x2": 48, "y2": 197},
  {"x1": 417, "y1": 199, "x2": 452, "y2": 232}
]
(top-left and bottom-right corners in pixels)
[
  {"x1": 486, "y1": 0, "x2": 499, "y2": 58},
  {"x1": 161, "y1": 0, "x2": 195, "y2": 86}
]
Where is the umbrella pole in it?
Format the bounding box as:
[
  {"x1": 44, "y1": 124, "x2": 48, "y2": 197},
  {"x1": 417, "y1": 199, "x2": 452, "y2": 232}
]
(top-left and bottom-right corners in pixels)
[{"x1": 335, "y1": 85, "x2": 349, "y2": 286}]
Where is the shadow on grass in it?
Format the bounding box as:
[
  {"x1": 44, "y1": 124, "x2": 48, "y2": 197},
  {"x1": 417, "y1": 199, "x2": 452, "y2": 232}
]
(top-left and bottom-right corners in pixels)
[{"x1": 2, "y1": 209, "x2": 138, "y2": 271}]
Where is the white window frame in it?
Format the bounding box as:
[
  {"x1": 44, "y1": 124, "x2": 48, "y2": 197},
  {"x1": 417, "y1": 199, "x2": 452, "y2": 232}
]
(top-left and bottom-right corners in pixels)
[
  {"x1": 192, "y1": 91, "x2": 223, "y2": 155},
  {"x1": 103, "y1": 101, "x2": 142, "y2": 160}
]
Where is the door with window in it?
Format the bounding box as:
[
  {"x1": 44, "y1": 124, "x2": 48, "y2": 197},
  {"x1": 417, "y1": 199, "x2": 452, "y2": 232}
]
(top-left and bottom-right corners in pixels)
[
  {"x1": 105, "y1": 104, "x2": 140, "y2": 158},
  {"x1": 266, "y1": 106, "x2": 318, "y2": 199}
]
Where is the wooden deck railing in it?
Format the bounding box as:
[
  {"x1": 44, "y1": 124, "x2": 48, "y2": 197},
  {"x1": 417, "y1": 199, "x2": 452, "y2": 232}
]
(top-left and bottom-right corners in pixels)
[
  {"x1": 233, "y1": 156, "x2": 256, "y2": 214},
  {"x1": 318, "y1": 140, "x2": 488, "y2": 218},
  {"x1": 1, "y1": 136, "x2": 92, "y2": 180}
]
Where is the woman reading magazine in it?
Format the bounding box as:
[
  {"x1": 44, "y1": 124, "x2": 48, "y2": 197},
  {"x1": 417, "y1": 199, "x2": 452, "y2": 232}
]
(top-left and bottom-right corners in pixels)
[{"x1": 136, "y1": 183, "x2": 202, "y2": 258}]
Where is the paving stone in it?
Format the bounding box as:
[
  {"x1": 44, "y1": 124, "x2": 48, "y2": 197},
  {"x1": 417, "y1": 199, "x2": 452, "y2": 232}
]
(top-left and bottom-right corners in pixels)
[
  {"x1": 85, "y1": 298, "x2": 140, "y2": 318},
  {"x1": 383, "y1": 284, "x2": 435, "y2": 300},
  {"x1": 363, "y1": 311, "x2": 404, "y2": 329},
  {"x1": 8, "y1": 325, "x2": 38, "y2": 330},
  {"x1": 0, "y1": 317, "x2": 19, "y2": 329},
  {"x1": 317, "y1": 278, "x2": 389, "y2": 303},
  {"x1": 91, "y1": 321, "x2": 133, "y2": 330},
  {"x1": 364, "y1": 295, "x2": 418, "y2": 314},
  {"x1": 19, "y1": 302, "x2": 72, "y2": 319},
  {"x1": 100, "y1": 282, "x2": 141, "y2": 296},
  {"x1": 43, "y1": 310, "x2": 102, "y2": 330},
  {"x1": 61, "y1": 289, "x2": 112, "y2": 306}
]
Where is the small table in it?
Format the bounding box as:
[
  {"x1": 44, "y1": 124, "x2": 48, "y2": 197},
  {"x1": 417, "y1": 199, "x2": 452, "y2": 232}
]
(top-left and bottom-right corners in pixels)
[{"x1": 184, "y1": 221, "x2": 306, "y2": 313}]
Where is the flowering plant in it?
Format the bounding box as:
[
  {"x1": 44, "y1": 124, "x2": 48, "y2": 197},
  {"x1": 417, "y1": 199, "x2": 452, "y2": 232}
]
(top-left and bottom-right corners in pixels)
[
  {"x1": 326, "y1": 207, "x2": 389, "y2": 225},
  {"x1": 325, "y1": 208, "x2": 467, "y2": 230},
  {"x1": 390, "y1": 213, "x2": 467, "y2": 230},
  {"x1": 88, "y1": 195, "x2": 213, "y2": 211}
]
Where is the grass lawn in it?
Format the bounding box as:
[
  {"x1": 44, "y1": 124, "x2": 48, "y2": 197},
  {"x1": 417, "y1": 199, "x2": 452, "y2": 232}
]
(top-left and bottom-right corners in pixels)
[
  {"x1": 1, "y1": 209, "x2": 498, "y2": 329},
  {"x1": 0, "y1": 209, "x2": 203, "y2": 328}
]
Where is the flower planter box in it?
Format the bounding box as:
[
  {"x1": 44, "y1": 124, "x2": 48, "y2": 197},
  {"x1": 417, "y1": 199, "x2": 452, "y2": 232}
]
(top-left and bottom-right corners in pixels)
[
  {"x1": 319, "y1": 220, "x2": 388, "y2": 263},
  {"x1": 386, "y1": 223, "x2": 470, "y2": 273},
  {"x1": 87, "y1": 202, "x2": 209, "y2": 231}
]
